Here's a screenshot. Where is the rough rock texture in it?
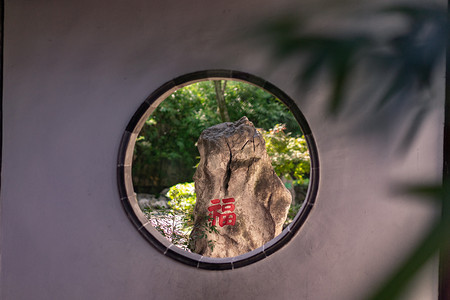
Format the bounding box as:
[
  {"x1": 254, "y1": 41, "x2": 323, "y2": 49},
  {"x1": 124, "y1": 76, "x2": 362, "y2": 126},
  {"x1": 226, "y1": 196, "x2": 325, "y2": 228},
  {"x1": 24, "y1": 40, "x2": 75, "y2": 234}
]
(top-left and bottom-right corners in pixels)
[{"x1": 189, "y1": 117, "x2": 292, "y2": 258}]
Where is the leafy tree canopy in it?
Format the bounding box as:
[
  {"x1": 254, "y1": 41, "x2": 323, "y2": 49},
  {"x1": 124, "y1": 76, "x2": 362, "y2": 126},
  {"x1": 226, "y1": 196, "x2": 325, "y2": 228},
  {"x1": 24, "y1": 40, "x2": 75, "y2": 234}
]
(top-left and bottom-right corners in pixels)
[{"x1": 133, "y1": 80, "x2": 304, "y2": 194}]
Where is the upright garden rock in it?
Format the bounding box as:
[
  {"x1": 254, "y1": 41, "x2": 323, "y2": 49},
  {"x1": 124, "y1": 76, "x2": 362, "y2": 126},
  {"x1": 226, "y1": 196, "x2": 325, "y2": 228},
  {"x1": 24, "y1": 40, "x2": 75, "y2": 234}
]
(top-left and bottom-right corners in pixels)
[{"x1": 189, "y1": 117, "x2": 292, "y2": 258}]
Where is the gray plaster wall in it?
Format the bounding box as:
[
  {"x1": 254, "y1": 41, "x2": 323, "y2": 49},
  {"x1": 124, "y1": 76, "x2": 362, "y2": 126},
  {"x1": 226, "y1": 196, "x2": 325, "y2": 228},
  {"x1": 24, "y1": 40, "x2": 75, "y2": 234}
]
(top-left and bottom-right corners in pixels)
[{"x1": 0, "y1": 0, "x2": 444, "y2": 299}]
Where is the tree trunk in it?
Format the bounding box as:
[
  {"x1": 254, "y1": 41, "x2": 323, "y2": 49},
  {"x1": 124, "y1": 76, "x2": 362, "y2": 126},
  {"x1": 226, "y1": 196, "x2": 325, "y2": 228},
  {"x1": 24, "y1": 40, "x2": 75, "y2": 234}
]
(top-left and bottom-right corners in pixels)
[{"x1": 213, "y1": 80, "x2": 230, "y2": 122}]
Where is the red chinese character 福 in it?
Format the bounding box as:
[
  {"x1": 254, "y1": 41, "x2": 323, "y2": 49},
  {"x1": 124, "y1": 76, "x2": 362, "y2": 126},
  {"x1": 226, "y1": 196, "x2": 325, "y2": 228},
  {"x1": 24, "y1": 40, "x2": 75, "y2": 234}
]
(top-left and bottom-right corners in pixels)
[{"x1": 207, "y1": 198, "x2": 236, "y2": 227}]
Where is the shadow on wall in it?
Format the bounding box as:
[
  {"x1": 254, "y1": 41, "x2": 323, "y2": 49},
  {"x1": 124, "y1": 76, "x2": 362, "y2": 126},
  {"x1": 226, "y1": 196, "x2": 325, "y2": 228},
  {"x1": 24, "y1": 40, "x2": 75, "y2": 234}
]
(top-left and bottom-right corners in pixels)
[{"x1": 249, "y1": 3, "x2": 448, "y2": 300}]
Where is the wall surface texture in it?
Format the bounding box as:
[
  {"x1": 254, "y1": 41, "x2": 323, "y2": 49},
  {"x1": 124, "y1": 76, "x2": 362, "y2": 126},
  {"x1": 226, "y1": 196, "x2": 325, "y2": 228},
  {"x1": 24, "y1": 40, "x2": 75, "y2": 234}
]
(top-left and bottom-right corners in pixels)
[{"x1": 1, "y1": 0, "x2": 444, "y2": 299}]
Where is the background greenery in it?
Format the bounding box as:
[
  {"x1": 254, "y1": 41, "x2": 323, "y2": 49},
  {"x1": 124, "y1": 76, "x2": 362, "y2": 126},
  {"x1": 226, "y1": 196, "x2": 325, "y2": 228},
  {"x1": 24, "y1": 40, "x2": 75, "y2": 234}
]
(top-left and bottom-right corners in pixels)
[{"x1": 132, "y1": 80, "x2": 307, "y2": 195}]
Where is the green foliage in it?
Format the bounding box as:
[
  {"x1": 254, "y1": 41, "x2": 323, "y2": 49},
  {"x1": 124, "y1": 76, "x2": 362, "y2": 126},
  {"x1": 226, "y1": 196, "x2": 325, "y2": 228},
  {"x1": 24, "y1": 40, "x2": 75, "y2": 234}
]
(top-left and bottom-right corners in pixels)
[
  {"x1": 143, "y1": 182, "x2": 218, "y2": 251},
  {"x1": 259, "y1": 124, "x2": 310, "y2": 182},
  {"x1": 219, "y1": 81, "x2": 301, "y2": 134},
  {"x1": 166, "y1": 183, "x2": 219, "y2": 252},
  {"x1": 284, "y1": 202, "x2": 302, "y2": 227},
  {"x1": 133, "y1": 80, "x2": 301, "y2": 194},
  {"x1": 167, "y1": 182, "x2": 196, "y2": 215},
  {"x1": 188, "y1": 214, "x2": 220, "y2": 253},
  {"x1": 140, "y1": 183, "x2": 197, "y2": 250}
]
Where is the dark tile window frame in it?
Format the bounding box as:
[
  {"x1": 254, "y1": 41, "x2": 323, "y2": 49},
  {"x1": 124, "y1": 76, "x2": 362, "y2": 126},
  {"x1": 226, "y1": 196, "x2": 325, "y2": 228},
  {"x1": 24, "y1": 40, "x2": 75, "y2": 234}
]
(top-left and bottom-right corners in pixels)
[{"x1": 117, "y1": 70, "x2": 320, "y2": 270}]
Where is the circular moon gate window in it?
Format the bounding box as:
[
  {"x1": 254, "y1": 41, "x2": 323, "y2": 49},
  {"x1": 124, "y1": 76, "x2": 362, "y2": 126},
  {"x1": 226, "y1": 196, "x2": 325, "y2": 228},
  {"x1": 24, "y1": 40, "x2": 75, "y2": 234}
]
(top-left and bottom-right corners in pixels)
[{"x1": 118, "y1": 70, "x2": 319, "y2": 269}]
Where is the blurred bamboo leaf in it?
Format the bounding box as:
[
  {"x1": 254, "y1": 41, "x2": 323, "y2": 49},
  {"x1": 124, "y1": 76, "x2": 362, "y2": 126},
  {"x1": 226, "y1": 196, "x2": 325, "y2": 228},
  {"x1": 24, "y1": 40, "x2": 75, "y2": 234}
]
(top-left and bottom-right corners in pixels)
[
  {"x1": 396, "y1": 105, "x2": 429, "y2": 154},
  {"x1": 368, "y1": 182, "x2": 450, "y2": 300},
  {"x1": 253, "y1": 4, "x2": 447, "y2": 115},
  {"x1": 368, "y1": 217, "x2": 450, "y2": 300},
  {"x1": 401, "y1": 183, "x2": 446, "y2": 201},
  {"x1": 375, "y1": 5, "x2": 447, "y2": 109},
  {"x1": 253, "y1": 3, "x2": 449, "y2": 299}
]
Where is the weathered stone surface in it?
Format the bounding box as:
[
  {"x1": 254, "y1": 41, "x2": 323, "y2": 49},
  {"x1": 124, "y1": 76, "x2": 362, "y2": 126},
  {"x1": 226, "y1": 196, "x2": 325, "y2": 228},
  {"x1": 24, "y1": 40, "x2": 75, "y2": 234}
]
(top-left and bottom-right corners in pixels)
[
  {"x1": 137, "y1": 193, "x2": 168, "y2": 209},
  {"x1": 189, "y1": 117, "x2": 292, "y2": 258}
]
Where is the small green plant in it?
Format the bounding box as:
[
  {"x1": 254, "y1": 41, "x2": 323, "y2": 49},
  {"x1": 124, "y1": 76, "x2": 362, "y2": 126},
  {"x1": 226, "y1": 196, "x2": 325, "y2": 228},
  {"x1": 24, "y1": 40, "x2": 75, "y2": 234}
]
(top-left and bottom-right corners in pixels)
[
  {"x1": 143, "y1": 182, "x2": 218, "y2": 251},
  {"x1": 188, "y1": 214, "x2": 219, "y2": 252},
  {"x1": 166, "y1": 182, "x2": 196, "y2": 217},
  {"x1": 259, "y1": 124, "x2": 310, "y2": 182},
  {"x1": 141, "y1": 183, "x2": 196, "y2": 250}
]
